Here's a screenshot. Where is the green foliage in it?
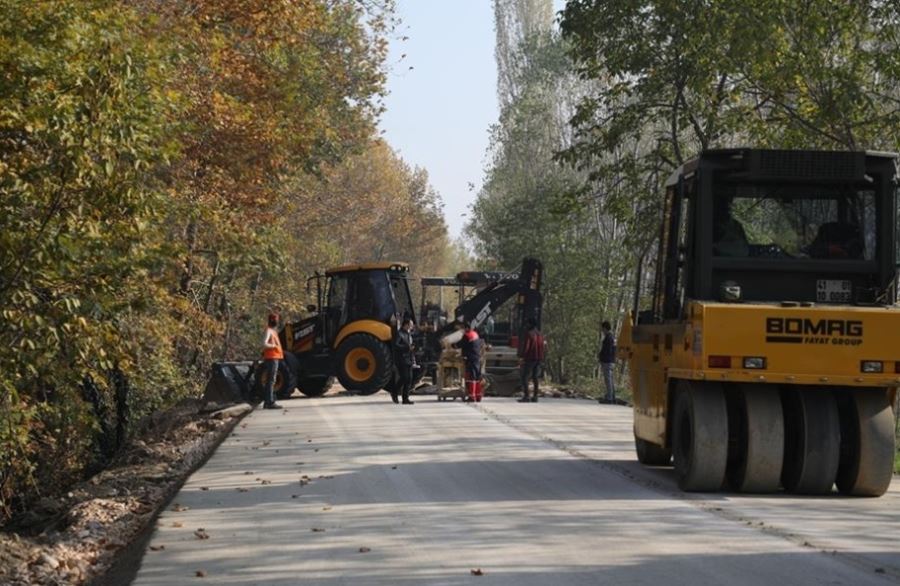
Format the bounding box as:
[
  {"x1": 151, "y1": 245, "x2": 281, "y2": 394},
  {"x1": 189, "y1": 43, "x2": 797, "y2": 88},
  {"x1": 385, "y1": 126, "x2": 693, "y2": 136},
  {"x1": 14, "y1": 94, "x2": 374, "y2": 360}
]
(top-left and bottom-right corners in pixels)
[
  {"x1": 474, "y1": 0, "x2": 900, "y2": 390},
  {"x1": 559, "y1": 1, "x2": 900, "y2": 182},
  {"x1": 469, "y1": 2, "x2": 630, "y2": 386},
  {"x1": 0, "y1": 0, "x2": 176, "y2": 517},
  {"x1": 556, "y1": 2, "x2": 900, "y2": 295}
]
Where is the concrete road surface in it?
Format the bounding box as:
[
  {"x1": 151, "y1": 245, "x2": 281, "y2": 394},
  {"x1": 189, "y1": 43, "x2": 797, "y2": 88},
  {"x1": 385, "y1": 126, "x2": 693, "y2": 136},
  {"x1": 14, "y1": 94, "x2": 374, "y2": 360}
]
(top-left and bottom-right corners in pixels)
[{"x1": 130, "y1": 396, "x2": 899, "y2": 585}]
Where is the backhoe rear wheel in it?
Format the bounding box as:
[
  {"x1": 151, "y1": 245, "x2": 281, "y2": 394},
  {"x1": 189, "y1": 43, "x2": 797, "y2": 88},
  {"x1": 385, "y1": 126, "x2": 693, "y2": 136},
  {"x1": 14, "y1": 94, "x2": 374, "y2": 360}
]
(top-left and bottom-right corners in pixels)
[
  {"x1": 335, "y1": 334, "x2": 393, "y2": 395},
  {"x1": 781, "y1": 388, "x2": 840, "y2": 495},
  {"x1": 726, "y1": 384, "x2": 784, "y2": 493},
  {"x1": 672, "y1": 381, "x2": 728, "y2": 492},
  {"x1": 275, "y1": 353, "x2": 300, "y2": 400},
  {"x1": 254, "y1": 359, "x2": 293, "y2": 402},
  {"x1": 836, "y1": 389, "x2": 895, "y2": 497}
]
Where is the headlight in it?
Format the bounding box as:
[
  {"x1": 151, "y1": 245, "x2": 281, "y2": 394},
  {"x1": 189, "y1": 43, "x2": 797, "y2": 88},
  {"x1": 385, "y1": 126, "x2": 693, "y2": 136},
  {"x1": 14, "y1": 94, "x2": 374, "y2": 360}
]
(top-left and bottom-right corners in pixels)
[
  {"x1": 743, "y1": 357, "x2": 766, "y2": 370},
  {"x1": 861, "y1": 361, "x2": 883, "y2": 373}
]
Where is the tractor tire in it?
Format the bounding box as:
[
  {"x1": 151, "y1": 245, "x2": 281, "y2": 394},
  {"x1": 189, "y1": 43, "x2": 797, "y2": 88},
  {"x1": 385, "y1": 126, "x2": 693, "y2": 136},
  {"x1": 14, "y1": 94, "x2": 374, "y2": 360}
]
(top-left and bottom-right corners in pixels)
[
  {"x1": 836, "y1": 389, "x2": 895, "y2": 497},
  {"x1": 335, "y1": 334, "x2": 393, "y2": 395},
  {"x1": 726, "y1": 384, "x2": 784, "y2": 493},
  {"x1": 252, "y1": 359, "x2": 293, "y2": 402},
  {"x1": 781, "y1": 388, "x2": 840, "y2": 495},
  {"x1": 672, "y1": 380, "x2": 728, "y2": 492},
  {"x1": 297, "y1": 375, "x2": 334, "y2": 398},
  {"x1": 634, "y1": 431, "x2": 672, "y2": 466}
]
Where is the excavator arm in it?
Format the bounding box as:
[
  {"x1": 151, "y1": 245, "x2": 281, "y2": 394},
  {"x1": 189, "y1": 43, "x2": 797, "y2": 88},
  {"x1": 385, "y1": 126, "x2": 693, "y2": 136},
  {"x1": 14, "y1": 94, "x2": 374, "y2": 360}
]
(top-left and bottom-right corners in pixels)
[{"x1": 439, "y1": 257, "x2": 543, "y2": 346}]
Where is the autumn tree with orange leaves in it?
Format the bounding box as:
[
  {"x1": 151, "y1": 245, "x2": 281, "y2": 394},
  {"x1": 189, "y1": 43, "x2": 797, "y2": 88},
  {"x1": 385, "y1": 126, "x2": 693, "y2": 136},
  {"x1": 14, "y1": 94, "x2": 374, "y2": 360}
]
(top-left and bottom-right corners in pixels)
[{"x1": 0, "y1": 0, "x2": 453, "y2": 520}]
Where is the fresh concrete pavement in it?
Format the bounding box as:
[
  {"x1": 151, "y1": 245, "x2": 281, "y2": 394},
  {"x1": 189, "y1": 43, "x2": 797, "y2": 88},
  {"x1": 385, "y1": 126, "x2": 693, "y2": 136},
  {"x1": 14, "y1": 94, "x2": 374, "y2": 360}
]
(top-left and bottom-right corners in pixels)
[{"x1": 130, "y1": 396, "x2": 899, "y2": 585}]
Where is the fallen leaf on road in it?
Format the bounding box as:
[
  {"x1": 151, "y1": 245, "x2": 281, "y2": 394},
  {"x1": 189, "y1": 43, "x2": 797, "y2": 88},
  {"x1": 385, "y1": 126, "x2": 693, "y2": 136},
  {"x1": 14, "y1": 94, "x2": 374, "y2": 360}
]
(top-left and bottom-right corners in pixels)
[
  {"x1": 260, "y1": 479, "x2": 272, "y2": 485},
  {"x1": 322, "y1": 506, "x2": 332, "y2": 511},
  {"x1": 149, "y1": 545, "x2": 165, "y2": 552},
  {"x1": 194, "y1": 529, "x2": 210, "y2": 540},
  {"x1": 171, "y1": 503, "x2": 189, "y2": 512},
  {"x1": 172, "y1": 522, "x2": 183, "y2": 528},
  {"x1": 311, "y1": 528, "x2": 325, "y2": 533},
  {"x1": 262, "y1": 440, "x2": 271, "y2": 447},
  {"x1": 358, "y1": 547, "x2": 371, "y2": 553},
  {"x1": 471, "y1": 569, "x2": 484, "y2": 576},
  {"x1": 199, "y1": 487, "x2": 209, "y2": 491},
  {"x1": 244, "y1": 471, "x2": 254, "y2": 475},
  {"x1": 196, "y1": 570, "x2": 207, "y2": 577}
]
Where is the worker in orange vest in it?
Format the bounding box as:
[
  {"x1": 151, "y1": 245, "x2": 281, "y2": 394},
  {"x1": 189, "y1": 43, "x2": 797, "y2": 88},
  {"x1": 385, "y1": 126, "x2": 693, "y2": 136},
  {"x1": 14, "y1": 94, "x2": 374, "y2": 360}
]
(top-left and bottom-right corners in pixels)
[{"x1": 261, "y1": 312, "x2": 284, "y2": 409}]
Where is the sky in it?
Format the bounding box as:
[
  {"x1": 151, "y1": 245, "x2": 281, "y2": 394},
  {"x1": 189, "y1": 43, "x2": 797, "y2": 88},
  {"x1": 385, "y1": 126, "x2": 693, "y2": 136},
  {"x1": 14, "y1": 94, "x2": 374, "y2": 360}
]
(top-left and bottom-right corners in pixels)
[
  {"x1": 379, "y1": 1, "x2": 499, "y2": 241},
  {"x1": 379, "y1": 1, "x2": 567, "y2": 241}
]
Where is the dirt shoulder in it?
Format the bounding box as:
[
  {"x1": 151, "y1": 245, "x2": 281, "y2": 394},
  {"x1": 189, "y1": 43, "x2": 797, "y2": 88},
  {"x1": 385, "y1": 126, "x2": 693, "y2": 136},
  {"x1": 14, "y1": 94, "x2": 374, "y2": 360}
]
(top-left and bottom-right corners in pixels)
[{"x1": 0, "y1": 399, "x2": 251, "y2": 586}]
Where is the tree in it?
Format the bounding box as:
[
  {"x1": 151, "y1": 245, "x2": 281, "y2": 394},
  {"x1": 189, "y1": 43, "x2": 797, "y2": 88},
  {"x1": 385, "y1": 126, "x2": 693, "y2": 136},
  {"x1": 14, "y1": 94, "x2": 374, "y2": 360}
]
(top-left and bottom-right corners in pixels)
[
  {"x1": 0, "y1": 0, "x2": 177, "y2": 515},
  {"x1": 469, "y1": 0, "x2": 632, "y2": 384},
  {"x1": 0, "y1": 0, "x2": 439, "y2": 523}
]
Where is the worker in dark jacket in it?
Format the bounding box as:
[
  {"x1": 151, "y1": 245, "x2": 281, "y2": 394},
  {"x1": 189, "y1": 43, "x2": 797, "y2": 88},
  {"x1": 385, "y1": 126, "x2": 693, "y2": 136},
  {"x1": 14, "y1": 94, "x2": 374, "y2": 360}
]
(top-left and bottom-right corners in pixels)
[
  {"x1": 456, "y1": 322, "x2": 484, "y2": 402},
  {"x1": 518, "y1": 319, "x2": 545, "y2": 402},
  {"x1": 392, "y1": 317, "x2": 416, "y2": 405},
  {"x1": 598, "y1": 320, "x2": 616, "y2": 403}
]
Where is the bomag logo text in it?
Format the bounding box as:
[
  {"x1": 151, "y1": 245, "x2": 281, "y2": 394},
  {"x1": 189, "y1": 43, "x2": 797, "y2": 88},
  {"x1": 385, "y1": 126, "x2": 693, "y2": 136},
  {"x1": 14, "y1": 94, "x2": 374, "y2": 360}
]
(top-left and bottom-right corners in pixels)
[{"x1": 765, "y1": 318, "x2": 863, "y2": 346}]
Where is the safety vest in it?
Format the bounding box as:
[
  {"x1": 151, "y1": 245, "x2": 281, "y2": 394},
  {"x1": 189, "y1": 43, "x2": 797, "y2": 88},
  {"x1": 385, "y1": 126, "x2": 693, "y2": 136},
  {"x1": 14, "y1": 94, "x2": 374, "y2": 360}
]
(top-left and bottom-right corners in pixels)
[{"x1": 263, "y1": 327, "x2": 284, "y2": 360}]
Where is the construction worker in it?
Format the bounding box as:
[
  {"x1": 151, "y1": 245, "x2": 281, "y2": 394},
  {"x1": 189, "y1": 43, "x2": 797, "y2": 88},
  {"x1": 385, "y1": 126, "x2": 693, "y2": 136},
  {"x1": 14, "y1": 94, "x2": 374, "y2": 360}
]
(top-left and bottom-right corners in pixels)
[
  {"x1": 518, "y1": 318, "x2": 545, "y2": 402},
  {"x1": 456, "y1": 322, "x2": 484, "y2": 402},
  {"x1": 392, "y1": 317, "x2": 416, "y2": 405},
  {"x1": 598, "y1": 320, "x2": 616, "y2": 403},
  {"x1": 261, "y1": 312, "x2": 284, "y2": 409}
]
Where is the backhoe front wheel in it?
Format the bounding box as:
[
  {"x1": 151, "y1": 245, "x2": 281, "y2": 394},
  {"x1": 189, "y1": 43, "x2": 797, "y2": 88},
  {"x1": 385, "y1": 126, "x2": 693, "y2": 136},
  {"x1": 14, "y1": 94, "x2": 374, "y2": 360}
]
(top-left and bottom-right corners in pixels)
[
  {"x1": 298, "y1": 375, "x2": 335, "y2": 398},
  {"x1": 335, "y1": 334, "x2": 393, "y2": 395}
]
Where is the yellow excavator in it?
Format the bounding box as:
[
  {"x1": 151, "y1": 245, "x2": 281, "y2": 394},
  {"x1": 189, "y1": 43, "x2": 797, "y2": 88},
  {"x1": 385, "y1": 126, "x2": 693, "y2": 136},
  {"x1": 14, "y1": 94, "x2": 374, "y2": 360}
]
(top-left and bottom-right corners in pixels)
[{"x1": 619, "y1": 149, "x2": 899, "y2": 496}]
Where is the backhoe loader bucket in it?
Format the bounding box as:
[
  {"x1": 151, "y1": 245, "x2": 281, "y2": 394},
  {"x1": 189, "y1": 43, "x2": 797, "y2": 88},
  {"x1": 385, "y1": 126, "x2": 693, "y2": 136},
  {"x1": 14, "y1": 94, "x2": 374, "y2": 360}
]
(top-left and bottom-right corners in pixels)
[{"x1": 203, "y1": 361, "x2": 255, "y2": 404}]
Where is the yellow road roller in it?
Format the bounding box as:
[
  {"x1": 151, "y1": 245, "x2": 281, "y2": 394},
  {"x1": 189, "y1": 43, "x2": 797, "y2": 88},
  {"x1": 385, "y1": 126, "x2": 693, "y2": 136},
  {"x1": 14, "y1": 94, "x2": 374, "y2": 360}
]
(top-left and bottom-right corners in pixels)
[{"x1": 619, "y1": 149, "x2": 899, "y2": 496}]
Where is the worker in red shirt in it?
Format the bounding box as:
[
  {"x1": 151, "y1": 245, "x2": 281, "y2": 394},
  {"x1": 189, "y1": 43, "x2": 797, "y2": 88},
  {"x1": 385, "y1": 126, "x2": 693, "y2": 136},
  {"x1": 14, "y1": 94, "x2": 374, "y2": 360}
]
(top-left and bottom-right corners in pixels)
[
  {"x1": 455, "y1": 322, "x2": 484, "y2": 402},
  {"x1": 518, "y1": 318, "x2": 545, "y2": 403}
]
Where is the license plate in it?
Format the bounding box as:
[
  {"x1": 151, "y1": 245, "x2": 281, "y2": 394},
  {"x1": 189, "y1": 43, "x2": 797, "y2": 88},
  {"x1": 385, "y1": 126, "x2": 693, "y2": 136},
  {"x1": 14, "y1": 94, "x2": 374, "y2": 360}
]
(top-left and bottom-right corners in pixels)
[{"x1": 816, "y1": 279, "x2": 852, "y2": 303}]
